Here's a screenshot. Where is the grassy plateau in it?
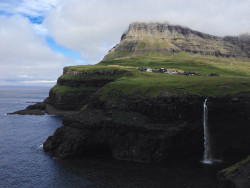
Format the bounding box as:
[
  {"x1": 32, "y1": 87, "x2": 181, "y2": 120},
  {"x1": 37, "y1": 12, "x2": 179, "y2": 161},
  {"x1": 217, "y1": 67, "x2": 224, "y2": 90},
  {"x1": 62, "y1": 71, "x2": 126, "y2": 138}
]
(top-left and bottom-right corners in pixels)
[{"x1": 56, "y1": 52, "x2": 250, "y2": 98}]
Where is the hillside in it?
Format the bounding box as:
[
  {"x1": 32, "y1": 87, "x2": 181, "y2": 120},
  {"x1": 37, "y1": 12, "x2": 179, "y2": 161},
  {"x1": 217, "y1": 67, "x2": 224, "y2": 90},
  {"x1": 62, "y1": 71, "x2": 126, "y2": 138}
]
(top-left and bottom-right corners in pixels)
[
  {"x1": 26, "y1": 23, "x2": 250, "y2": 188},
  {"x1": 12, "y1": 22, "x2": 250, "y2": 168},
  {"x1": 104, "y1": 22, "x2": 250, "y2": 60},
  {"x1": 28, "y1": 23, "x2": 249, "y2": 117},
  {"x1": 58, "y1": 52, "x2": 250, "y2": 102}
]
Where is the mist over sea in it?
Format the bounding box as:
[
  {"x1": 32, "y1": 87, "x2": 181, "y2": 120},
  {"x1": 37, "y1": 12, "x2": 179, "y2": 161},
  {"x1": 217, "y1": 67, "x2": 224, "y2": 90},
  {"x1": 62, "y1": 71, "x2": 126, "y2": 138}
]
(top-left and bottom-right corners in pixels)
[{"x1": 0, "y1": 87, "x2": 220, "y2": 188}]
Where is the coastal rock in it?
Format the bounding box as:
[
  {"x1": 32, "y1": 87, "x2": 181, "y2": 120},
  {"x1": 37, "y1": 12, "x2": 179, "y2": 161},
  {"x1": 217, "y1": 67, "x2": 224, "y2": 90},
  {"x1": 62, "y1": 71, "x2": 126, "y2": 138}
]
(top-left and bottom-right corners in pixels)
[
  {"x1": 26, "y1": 102, "x2": 46, "y2": 110},
  {"x1": 43, "y1": 108, "x2": 203, "y2": 162},
  {"x1": 8, "y1": 109, "x2": 45, "y2": 115},
  {"x1": 43, "y1": 94, "x2": 250, "y2": 164},
  {"x1": 8, "y1": 102, "x2": 46, "y2": 115},
  {"x1": 47, "y1": 69, "x2": 127, "y2": 111},
  {"x1": 218, "y1": 155, "x2": 250, "y2": 188}
]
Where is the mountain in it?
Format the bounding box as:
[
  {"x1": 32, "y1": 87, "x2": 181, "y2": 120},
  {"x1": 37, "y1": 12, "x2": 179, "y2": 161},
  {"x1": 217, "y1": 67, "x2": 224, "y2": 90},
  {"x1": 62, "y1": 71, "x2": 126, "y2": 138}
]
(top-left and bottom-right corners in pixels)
[
  {"x1": 104, "y1": 22, "x2": 250, "y2": 60},
  {"x1": 10, "y1": 22, "x2": 250, "y2": 188}
]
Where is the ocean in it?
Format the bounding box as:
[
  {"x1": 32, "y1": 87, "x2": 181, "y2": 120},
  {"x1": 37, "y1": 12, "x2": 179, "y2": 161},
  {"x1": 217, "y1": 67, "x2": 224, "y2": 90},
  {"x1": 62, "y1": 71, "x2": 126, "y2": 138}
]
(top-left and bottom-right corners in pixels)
[{"x1": 0, "y1": 87, "x2": 221, "y2": 188}]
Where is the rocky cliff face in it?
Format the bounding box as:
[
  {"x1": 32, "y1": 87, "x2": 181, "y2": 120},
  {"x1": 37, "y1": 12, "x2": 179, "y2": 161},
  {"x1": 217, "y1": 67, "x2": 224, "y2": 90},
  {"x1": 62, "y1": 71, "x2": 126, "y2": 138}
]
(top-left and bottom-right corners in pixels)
[
  {"x1": 43, "y1": 91, "x2": 250, "y2": 164},
  {"x1": 47, "y1": 68, "x2": 126, "y2": 110},
  {"x1": 224, "y1": 34, "x2": 250, "y2": 57},
  {"x1": 43, "y1": 108, "x2": 203, "y2": 162},
  {"x1": 31, "y1": 22, "x2": 250, "y2": 167},
  {"x1": 218, "y1": 155, "x2": 250, "y2": 188},
  {"x1": 104, "y1": 22, "x2": 249, "y2": 59}
]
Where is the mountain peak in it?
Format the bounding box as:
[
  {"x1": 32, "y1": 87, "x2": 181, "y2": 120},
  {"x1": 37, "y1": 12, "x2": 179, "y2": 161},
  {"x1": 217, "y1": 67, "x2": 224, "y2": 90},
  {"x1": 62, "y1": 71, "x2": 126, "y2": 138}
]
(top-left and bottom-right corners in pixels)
[{"x1": 104, "y1": 22, "x2": 250, "y2": 60}]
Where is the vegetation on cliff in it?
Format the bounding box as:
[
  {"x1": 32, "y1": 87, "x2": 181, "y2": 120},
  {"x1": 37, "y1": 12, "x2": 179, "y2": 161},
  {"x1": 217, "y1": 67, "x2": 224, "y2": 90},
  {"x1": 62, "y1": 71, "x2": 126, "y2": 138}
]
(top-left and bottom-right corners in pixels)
[
  {"x1": 49, "y1": 23, "x2": 250, "y2": 110},
  {"x1": 104, "y1": 22, "x2": 250, "y2": 59},
  {"x1": 57, "y1": 52, "x2": 250, "y2": 100},
  {"x1": 42, "y1": 23, "x2": 250, "y2": 167},
  {"x1": 220, "y1": 155, "x2": 250, "y2": 178}
]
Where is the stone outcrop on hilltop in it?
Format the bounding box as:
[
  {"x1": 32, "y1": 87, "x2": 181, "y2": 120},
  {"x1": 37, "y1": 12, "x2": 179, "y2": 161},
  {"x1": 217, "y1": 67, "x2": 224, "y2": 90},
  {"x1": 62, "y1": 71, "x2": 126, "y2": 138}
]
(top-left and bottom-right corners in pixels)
[
  {"x1": 104, "y1": 22, "x2": 250, "y2": 59},
  {"x1": 224, "y1": 34, "x2": 250, "y2": 57}
]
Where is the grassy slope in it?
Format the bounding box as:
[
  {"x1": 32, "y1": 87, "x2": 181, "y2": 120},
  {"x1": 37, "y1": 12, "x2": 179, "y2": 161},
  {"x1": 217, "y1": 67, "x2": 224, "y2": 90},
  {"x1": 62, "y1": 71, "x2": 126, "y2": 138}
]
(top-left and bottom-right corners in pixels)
[
  {"x1": 60, "y1": 52, "x2": 250, "y2": 97},
  {"x1": 51, "y1": 85, "x2": 99, "y2": 93}
]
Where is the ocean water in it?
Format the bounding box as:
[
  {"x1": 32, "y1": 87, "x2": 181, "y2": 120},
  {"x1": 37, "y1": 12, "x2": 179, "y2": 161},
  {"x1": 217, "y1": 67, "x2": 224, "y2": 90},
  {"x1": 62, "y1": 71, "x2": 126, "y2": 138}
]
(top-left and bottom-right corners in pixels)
[{"x1": 0, "y1": 87, "x2": 221, "y2": 188}]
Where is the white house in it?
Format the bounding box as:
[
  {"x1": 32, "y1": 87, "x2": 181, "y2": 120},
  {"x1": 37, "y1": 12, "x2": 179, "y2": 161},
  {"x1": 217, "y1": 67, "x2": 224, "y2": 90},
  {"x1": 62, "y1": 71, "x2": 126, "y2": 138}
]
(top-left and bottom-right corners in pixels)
[{"x1": 146, "y1": 68, "x2": 152, "y2": 72}]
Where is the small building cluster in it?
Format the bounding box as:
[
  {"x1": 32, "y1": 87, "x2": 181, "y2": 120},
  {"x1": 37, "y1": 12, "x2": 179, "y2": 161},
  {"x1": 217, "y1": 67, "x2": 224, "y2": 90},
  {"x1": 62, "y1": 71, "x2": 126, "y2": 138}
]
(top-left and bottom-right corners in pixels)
[
  {"x1": 138, "y1": 67, "x2": 221, "y2": 77},
  {"x1": 138, "y1": 67, "x2": 179, "y2": 74}
]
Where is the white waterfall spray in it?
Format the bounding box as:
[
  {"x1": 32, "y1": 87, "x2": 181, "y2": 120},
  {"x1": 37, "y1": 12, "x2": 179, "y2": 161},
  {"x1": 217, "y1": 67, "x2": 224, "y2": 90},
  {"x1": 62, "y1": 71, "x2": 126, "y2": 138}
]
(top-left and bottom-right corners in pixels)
[{"x1": 202, "y1": 98, "x2": 212, "y2": 164}]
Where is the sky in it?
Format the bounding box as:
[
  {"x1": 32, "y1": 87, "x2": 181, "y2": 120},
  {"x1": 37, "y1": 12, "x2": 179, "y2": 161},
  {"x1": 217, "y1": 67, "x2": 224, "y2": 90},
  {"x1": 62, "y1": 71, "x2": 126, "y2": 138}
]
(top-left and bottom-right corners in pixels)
[{"x1": 0, "y1": 0, "x2": 249, "y2": 86}]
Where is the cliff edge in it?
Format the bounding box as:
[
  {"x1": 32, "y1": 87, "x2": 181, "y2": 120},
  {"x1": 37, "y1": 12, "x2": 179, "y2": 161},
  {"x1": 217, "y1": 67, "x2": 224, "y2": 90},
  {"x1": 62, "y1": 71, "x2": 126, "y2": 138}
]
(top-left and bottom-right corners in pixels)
[{"x1": 104, "y1": 22, "x2": 250, "y2": 59}]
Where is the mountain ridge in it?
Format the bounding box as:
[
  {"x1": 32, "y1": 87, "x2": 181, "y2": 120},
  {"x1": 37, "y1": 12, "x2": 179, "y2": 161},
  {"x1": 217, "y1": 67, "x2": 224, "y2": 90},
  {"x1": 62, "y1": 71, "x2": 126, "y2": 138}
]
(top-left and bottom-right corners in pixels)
[{"x1": 105, "y1": 22, "x2": 250, "y2": 60}]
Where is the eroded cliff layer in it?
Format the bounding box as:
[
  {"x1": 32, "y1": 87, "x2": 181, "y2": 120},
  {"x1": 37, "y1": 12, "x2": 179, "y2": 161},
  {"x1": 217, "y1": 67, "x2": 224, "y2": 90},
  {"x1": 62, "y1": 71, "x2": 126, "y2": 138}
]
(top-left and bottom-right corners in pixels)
[
  {"x1": 47, "y1": 68, "x2": 127, "y2": 110},
  {"x1": 36, "y1": 22, "x2": 250, "y2": 166},
  {"x1": 104, "y1": 22, "x2": 250, "y2": 59},
  {"x1": 43, "y1": 91, "x2": 250, "y2": 164}
]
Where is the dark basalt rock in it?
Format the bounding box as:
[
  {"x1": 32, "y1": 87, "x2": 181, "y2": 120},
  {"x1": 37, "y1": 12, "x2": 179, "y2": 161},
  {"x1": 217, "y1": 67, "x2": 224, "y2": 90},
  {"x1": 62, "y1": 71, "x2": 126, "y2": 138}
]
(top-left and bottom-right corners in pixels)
[
  {"x1": 43, "y1": 108, "x2": 203, "y2": 163},
  {"x1": 8, "y1": 109, "x2": 45, "y2": 115},
  {"x1": 205, "y1": 96, "x2": 250, "y2": 162},
  {"x1": 26, "y1": 102, "x2": 46, "y2": 110},
  {"x1": 48, "y1": 89, "x2": 94, "y2": 111},
  {"x1": 57, "y1": 78, "x2": 115, "y2": 88},
  {"x1": 8, "y1": 101, "x2": 46, "y2": 115},
  {"x1": 218, "y1": 155, "x2": 250, "y2": 188},
  {"x1": 90, "y1": 95, "x2": 205, "y2": 121},
  {"x1": 47, "y1": 69, "x2": 127, "y2": 111},
  {"x1": 43, "y1": 94, "x2": 250, "y2": 164}
]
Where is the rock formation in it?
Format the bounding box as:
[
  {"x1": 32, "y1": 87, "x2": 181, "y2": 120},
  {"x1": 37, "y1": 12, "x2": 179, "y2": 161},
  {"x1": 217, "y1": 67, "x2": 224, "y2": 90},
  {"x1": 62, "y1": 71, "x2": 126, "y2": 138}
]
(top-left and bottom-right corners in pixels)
[
  {"x1": 10, "y1": 22, "x2": 250, "y2": 178},
  {"x1": 218, "y1": 155, "x2": 250, "y2": 188},
  {"x1": 104, "y1": 22, "x2": 250, "y2": 59}
]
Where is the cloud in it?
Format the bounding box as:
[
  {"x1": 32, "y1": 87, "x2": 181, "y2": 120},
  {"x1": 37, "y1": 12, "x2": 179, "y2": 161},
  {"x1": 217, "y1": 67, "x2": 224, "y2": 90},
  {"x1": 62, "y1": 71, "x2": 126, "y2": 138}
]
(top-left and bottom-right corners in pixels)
[
  {"x1": 0, "y1": 15, "x2": 70, "y2": 86},
  {"x1": 45, "y1": 0, "x2": 250, "y2": 62},
  {"x1": 1, "y1": 0, "x2": 250, "y2": 86},
  {"x1": 0, "y1": 0, "x2": 60, "y2": 17}
]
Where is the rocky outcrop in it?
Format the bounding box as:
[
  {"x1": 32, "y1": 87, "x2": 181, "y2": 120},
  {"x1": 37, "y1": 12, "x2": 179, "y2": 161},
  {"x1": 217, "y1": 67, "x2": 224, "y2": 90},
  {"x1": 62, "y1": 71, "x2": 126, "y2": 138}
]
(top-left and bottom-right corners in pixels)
[
  {"x1": 43, "y1": 108, "x2": 203, "y2": 162},
  {"x1": 8, "y1": 102, "x2": 46, "y2": 115},
  {"x1": 8, "y1": 69, "x2": 127, "y2": 114},
  {"x1": 91, "y1": 94, "x2": 205, "y2": 121},
  {"x1": 8, "y1": 109, "x2": 45, "y2": 115},
  {"x1": 205, "y1": 96, "x2": 250, "y2": 162},
  {"x1": 218, "y1": 155, "x2": 250, "y2": 188},
  {"x1": 224, "y1": 34, "x2": 250, "y2": 57},
  {"x1": 47, "y1": 69, "x2": 127, "y2": 111},
  {"x1": 43, "y1": 94, "x2": 250, "y2": 164},
  {"x1": 63, "y1": 67, "x2": 126, "y2": 77},
  {"x1": 104, "y1": 22, "x2": 250, "y2": 59},
  {"x1": 47, "y1": 89, "x2": 94, "y2": 111}
]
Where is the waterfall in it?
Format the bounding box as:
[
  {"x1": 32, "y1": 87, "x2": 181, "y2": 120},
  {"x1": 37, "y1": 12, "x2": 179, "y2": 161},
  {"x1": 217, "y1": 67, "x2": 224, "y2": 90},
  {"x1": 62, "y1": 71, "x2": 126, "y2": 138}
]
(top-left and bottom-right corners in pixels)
[{"x1": 202, "y1": 98, "x2": 212, "y2": 164}]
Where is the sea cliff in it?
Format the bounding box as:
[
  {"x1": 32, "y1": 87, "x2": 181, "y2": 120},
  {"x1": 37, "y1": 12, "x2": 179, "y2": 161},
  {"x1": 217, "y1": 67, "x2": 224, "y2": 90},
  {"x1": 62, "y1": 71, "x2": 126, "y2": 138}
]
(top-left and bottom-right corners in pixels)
[{"x1": 10, "y1": 22, "x2": 250, "y2": 187}]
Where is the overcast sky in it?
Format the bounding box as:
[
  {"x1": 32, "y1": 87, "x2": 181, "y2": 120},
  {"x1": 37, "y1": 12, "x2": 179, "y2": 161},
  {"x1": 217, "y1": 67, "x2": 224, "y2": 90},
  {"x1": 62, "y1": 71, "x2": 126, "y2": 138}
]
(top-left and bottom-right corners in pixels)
[{"x1": 0, "y1": 0, "x2": 249, "y2": 86}]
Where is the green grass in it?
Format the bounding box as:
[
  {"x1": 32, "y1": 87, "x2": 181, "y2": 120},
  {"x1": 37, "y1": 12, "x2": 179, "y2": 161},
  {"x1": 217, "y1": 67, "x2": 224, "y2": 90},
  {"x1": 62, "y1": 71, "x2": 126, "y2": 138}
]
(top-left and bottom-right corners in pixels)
[
  {"x1": 51, "y1": 85, "x2": 99, "y2": 94},
  {"x1": 59, "y1": 74, "x2": 125, "y2": 81},
  {"x1": 112, "y1": 111, "x2": 147, "y2": 126},
  {"x1": 100, "y1": 52, "x2": 250, "y2": 77},
  {"x1": 62, "y1": 52, "x2": 250, "y2": 98},
  {"x1": 98, "y1": 73, "x2": 250, "y2": 98}
]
